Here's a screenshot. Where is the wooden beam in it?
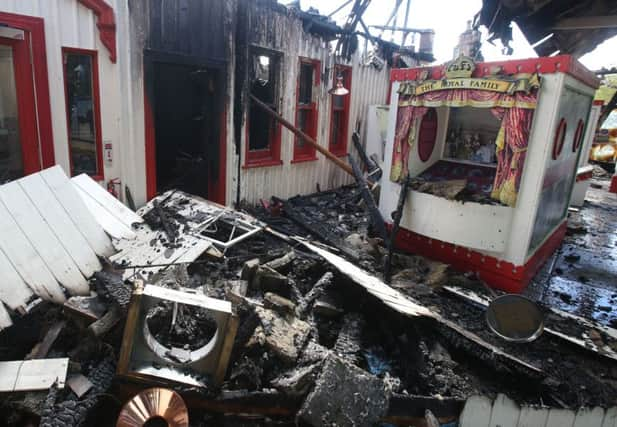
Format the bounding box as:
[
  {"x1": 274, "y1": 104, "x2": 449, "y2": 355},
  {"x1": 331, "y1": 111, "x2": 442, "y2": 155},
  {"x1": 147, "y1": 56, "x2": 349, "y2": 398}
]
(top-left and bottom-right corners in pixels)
[
  {"x1": 249, "y1": 94, "x2": 355, "y2": 177},
  {"x1": 553, "y1": 15, "x2": 617, "y2": 30}
]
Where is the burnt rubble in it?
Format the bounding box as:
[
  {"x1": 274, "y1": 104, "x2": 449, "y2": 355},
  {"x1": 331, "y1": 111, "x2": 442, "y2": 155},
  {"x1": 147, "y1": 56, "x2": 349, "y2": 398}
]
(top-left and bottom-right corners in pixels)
[{"x1": 1, "y1": 185, "x2": 617, "y2": 426}]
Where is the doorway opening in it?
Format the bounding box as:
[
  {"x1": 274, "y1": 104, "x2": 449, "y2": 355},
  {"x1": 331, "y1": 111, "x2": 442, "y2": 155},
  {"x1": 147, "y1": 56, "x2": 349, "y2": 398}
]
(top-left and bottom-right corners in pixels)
[{"x1": 147, "y1": 57, "x2": 224, "y2": 201}]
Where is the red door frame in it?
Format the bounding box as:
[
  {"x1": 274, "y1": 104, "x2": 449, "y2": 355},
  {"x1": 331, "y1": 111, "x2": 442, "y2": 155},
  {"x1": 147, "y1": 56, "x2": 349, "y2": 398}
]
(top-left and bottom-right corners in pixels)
[
  {"x1": 0, "y1": 36, "x2": 40, "y2": 174},
  {"x1": 0, "y1": 12, "x2": 55, "y2": 171},
  {"x1": 143, "y1": 63, "x2": 227, "y2": 205}
]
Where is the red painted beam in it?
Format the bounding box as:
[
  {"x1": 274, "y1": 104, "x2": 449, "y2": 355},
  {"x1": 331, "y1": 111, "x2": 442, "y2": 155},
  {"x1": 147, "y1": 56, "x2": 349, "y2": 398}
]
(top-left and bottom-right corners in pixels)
[{"x1": 78, "y1": 0, "x2": 116, "y2": 63}]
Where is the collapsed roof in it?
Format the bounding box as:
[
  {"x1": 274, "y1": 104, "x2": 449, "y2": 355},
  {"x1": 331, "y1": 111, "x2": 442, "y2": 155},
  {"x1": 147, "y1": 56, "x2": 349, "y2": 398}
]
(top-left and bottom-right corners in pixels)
[{"x1": 478, "y1": 0, "x2": 617, "y2": 58}]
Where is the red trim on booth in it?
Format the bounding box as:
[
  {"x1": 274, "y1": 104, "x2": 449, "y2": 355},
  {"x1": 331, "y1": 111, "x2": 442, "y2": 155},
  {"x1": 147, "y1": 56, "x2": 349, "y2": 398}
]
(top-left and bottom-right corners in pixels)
[
  {"x1": 0, "y1": 12, "x2": 55, "y2": 170},
  {"x1": 144, "y1": 92, "x2": 157, "y2": 200},
  {"x1": 61, "y1": 47, "x2": 105, "y2": 181},
  {"x1": 576, "y1": 170, "x2": 593, "y2": 182},
  {"x1": 610, "y1": 176, "x2": 617, "y2": 194},
  {"x1": 390, "y1": 55, "x2": 600, "y2": 90},
  {"x1": 77, "y1": 0, "x2": 116, "y2": 63},
  {"x1": 390, "y1": 221, "x2": 567, "y2": 293}
]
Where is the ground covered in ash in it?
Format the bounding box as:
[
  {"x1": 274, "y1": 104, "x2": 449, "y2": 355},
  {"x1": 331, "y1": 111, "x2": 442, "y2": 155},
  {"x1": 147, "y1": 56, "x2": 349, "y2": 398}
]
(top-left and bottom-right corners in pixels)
[{"x1": 2, "y1": 180, "x2": 617, "y2": 426}]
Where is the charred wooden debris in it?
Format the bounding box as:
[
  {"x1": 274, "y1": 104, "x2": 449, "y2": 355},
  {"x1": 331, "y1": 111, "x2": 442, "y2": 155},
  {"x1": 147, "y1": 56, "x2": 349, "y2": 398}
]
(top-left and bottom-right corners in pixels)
[{"x1": 2, "y1": 174, "x2": 617, "y2": 425}]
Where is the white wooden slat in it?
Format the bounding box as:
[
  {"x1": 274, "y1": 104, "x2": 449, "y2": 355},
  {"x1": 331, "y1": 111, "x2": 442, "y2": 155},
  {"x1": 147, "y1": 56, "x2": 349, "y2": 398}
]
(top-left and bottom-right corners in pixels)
[
  {"x1": 460, "y1": 395, "x2": 493, "y2": 427},
  {"x1": 517, "y1": 406, "x2": 549, "y2": 427},
  {"x1": 489, "y1": 394, "x2": 521, "y2": 427},
  {"x1": 0, "y1": 199, "x2": 65, "y2": 303},
  {"x1": 18, "y1": 174, "x2": 101, "y2": 278},
  {"x1": 573, "y1": 407, "x2": 605, "y2": 427},
  {"x1": 0, "y1": 302, "x2": 12, "y2": 330},
  {"x1": 0, "y1": 358, "x2": 68, "y2": 392},
  {"x1": 0, "y1": 248, "x2": 33, "y2": 310},
  {"x1": 40, "y1": 166, "x2": 114, "y2": 257},
  {"x1": 546, "y1": 409, "x2": 576, "y2": 427},
  {"x1": 128, "y1": 236, "x2": 213, "y2": 281},
  {"x1": 75, "y1": 186, "x2": 136, "y2": 240},
  {"x1": 0, "y1": 182, "x2": 89, "y2": 295},
  {"x1": 71, "y1": 174, "x2": 143, "y2": 227},
  {"x1": 602, "y1": 407, "x2": 617, "y2": 427}
]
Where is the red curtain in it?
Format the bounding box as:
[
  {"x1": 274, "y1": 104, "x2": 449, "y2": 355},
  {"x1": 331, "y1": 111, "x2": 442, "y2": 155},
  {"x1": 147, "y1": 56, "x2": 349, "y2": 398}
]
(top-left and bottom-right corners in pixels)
[
  {"x1": 391, "y1": 100, "x2": 427, "y2": 182},
  {"x1": 490, "y1": 107, "x2": 535, "y2": 206}
]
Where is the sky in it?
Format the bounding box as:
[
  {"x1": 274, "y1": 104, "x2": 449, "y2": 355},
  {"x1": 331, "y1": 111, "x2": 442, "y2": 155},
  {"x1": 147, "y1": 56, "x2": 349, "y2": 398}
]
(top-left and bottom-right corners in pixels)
[{"x1": 283, "y1": 0, "x2": 617, "y2": 71}]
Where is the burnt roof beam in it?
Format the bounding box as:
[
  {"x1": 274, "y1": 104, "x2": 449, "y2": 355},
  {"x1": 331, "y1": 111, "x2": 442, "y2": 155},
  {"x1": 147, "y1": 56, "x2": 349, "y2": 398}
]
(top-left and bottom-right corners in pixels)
[{"x1": 552, "y1": 15, "x2": 617, "y2": 30}]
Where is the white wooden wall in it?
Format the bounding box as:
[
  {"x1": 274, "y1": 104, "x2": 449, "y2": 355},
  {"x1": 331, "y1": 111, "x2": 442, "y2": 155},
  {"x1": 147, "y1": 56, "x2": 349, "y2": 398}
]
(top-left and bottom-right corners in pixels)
[
  {"x1": 460, "y1": 394, "x2": 617, "y2": 427},
  {"x1": 235, "y1": 8, "x2": 392, "y2": 204},
  {"x1": 0, "y1": 0, "x2": 132, "y2": 198}
]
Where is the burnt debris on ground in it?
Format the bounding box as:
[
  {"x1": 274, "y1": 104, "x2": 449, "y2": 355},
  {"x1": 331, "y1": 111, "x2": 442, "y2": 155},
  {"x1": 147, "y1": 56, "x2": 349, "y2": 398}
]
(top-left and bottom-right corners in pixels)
[{"x1": 1, "y1": 181, "x2": 617, "y2": 426}]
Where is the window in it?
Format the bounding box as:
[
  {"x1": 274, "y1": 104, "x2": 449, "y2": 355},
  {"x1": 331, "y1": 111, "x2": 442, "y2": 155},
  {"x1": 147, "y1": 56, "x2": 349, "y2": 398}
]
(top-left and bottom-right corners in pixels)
[
  {"x1": 246, "y1": 49, "x2": 282, "y2": 167},
  {"x1": 293, "y1": 59, "x2": 320, "y2": 162},
  {"x1": 63, "y1": 48, "x2": 103, "y2": 178},
  {"x1": 418, "y1": 108, "x2": 438, "y2": 162},
  {"x1": 444, "y1": 107, "x2": 500, "y2": 165},
  {"x1": 329, "y1": 65, "x2": 351, "y2": 156}
]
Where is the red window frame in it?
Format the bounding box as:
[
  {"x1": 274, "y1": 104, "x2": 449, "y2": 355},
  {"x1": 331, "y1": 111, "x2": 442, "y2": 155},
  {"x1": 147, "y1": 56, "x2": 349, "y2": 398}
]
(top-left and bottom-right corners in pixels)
[
  {"x1": 329, "y1": 65, "x2": 352, "y2": 156},
  {"x1": 62, "y1": 47, "x2": 104, "y2": 180},
  {"x1": 418, "y1": 108, "x2": 438, "y2": 162},
  {"x1": 245, "y1": 50, "x2": 282, "y2": 168},
  {"x1": 292, "y1": 58, "x2": 321, "y2": 163}
]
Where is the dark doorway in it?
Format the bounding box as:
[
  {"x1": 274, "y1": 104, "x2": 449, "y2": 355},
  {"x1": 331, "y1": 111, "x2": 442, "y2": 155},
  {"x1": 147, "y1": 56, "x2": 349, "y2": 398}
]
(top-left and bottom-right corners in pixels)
[{"x1": 151, "y1": 60, "x2": 222, "y2": 198}]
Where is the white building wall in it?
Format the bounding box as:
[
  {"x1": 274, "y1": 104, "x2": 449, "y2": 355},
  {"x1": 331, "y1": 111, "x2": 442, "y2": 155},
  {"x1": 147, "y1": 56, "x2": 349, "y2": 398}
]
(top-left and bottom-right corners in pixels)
[
  {"x1": 0, "y1": 0, "x2": 129, "y2": 197},
  {"x1": 236, "y1": 8, "x2": 391, "y2": 204}
]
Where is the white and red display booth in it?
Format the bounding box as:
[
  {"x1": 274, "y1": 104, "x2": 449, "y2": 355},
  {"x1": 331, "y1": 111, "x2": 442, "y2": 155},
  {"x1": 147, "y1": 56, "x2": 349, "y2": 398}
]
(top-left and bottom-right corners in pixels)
[{"x1": 379, "y1": 55, "x2": 599, "y2": 292}]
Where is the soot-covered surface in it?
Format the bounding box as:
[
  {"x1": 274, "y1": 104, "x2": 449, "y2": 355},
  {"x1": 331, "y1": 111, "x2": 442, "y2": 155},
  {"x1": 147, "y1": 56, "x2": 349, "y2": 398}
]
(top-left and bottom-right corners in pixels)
[{"x1": 526, "y1": 180, "x2": 617, "y2": 328}]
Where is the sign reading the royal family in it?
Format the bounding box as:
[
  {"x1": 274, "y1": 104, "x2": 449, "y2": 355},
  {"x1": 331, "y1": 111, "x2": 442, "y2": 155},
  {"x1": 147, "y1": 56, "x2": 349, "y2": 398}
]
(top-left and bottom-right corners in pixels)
[{"x1": 398, "y1": 55, "x2": 539, "y2": 97}]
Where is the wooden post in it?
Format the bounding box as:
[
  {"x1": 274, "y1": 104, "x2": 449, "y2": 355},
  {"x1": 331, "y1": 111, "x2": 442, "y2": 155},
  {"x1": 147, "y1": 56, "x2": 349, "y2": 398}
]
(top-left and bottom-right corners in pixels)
[{"x1": 249, "y1": 94, "x2": 354, "y2": 177}]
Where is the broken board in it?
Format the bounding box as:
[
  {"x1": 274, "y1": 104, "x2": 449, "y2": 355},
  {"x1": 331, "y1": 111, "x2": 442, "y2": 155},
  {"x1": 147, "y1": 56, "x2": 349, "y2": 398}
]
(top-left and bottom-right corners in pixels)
[
  {"x1": 0, "y1": 358, "x2": 68, "y2": 392},
  {"x1": 0, "y1": 181, "x2": 89, "y2": 295},
  {"x1": 40, "y1": 166, "x2": 114, "y2": 257}
]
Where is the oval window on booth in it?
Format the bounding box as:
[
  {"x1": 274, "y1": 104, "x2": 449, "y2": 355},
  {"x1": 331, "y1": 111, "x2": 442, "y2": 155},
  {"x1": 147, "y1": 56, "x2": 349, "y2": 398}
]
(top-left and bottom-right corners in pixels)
[
  {"x1": 418, "y1": 108, "x2": 438, "y2": 162},
  {"x1": 552, "y1": 118, "x2": 567, "y2": 160},
  {"x1": 572, "y1": 119, "x2": 585, "y2": 152}
]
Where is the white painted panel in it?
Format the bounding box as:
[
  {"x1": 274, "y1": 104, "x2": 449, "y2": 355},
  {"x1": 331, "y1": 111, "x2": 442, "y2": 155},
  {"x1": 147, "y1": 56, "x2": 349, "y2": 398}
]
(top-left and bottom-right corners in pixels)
[
  {"x1": 72, "y1": 174, "x2": 143, "y2": 227},
  {"x1": 489, "y1": 394, "x2": 520, "y2": 427},
  {"x1": 40, "y1": 166, "x2": 114, "y2": 257},
  {"x1": 0, "y1": 182, "x2": 89, "y2": 295},
  {"x1": 18, "y1": 174, "x2": 101, "y2": 278},
  {"x1": 573, "y1": 407, "x2": 605, "y2": 427},
  {"x1": 0, "y1": 302, "x2": 12, "y2": 330},
  {"x1": 402, "y1": 190, "x2": 513, "y2": 252},
  {"x1": 546, "y1": 409, "x2": 576, "y2": 427},
  {"x1": 0, "y1": 248, "x2": 34, "y2": 310},
  {"x1": 460, "y1": 395, "x2": 493, "y2": 427},
  {"x1": 0, "y1": 358, "x2": 68, "y2": 392},
  {"x1": 517, "y1": 406, "x2": 549, "y2": 427},
  {"x1": 602, "y1": 407, "x2": 617, "y2": 427},
  {"x1": 0, "y1": 197, "x2": 65, "y2": 303},
  {"x1": 75, "y1": 186, "x2": 137, "y2": 240}
]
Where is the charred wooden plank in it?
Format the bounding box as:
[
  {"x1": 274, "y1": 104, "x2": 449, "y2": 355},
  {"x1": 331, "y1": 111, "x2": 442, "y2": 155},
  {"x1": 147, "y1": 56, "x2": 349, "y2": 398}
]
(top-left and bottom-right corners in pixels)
[{"x1": 348, "y1": 154, "x2": 388, "y2": 241}]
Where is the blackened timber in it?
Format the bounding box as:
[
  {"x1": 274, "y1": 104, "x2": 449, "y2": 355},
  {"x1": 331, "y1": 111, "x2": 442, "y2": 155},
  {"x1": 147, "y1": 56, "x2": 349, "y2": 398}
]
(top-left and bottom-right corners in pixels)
[
  {"x1": 352, "y1": 132, "x2": 381, "y2": 180},
  {"x1": 384, "y1": 176, "x2": 411, "y2": 283},
  {"x1": 277, "y1": 197, "x2": 359, "y2": 260},
  {"x1": 348, "y1": 155, "x2": 388, "y2": 241}
]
